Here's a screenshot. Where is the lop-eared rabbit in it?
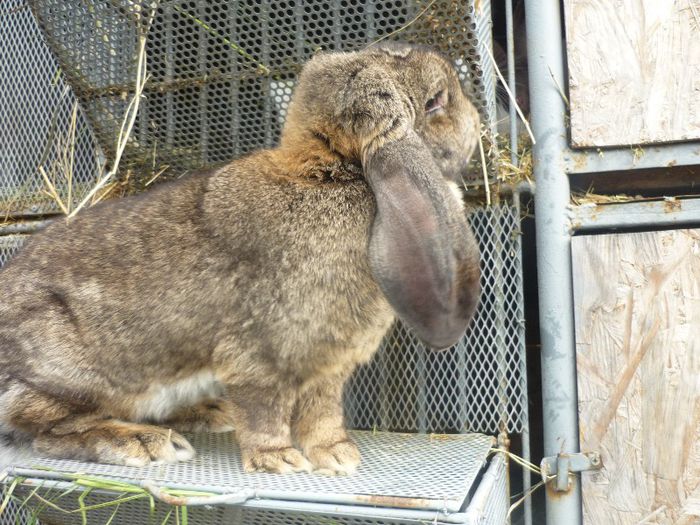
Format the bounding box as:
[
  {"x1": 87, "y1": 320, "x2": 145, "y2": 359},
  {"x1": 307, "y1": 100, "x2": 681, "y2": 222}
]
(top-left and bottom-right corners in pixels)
[{"x1": 0, "y1": 43, "x2": 481, "y2": 475}]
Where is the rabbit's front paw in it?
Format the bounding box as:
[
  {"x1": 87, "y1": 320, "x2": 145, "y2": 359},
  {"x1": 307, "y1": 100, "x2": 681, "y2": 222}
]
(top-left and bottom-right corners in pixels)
[
  {"x1": 242, "y1": 446, "x2": 314, "y2": 474},
  {"x1": 306, "y1": 439, "x2": 361, "y2": 476}
]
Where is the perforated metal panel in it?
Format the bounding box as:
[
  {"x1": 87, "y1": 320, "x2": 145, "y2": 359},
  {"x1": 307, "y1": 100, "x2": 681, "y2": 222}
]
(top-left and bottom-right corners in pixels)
[
  {"x1": 25, "y1": 0, "x2": 496, "y2": 182},
  {"x1": 0, "y1": 0, "x2": 99, "y2": 216},
  {"x1": 345, "y1": 200, "x2": 527, "y2": 434}
]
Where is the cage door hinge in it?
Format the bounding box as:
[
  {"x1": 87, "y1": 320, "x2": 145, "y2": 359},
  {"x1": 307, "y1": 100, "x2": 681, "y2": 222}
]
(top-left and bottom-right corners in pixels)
[{"x1": 540, "y1": 452, "x2": 603, "y2": 492}]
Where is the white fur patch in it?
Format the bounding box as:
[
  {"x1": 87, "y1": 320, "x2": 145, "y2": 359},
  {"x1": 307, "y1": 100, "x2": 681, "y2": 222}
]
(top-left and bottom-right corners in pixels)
[
  {"x1": 446, "y1": 181, "x2": 465, "y2": 209},
  {"x1": 131, "y1": 369, "x2": 221, "y2": 422}
]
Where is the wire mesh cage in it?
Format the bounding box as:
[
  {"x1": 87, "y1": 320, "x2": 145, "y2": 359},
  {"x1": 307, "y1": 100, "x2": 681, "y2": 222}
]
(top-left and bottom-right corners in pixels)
[
  {"x1": 0, "y1": 1, "x2": 524, "y2": 523},
  {"x1": 0, "y1": 0, "x2": 100, "y2": 216},
  {"x1": 24, "y1": 0, "x2": 497, "y2": 184}
]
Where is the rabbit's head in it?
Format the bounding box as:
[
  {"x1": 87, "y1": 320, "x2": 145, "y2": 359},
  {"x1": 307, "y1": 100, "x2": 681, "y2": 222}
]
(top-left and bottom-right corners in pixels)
[{"x1": 282, "y1": 43, "x2": 481, "y2": 349}]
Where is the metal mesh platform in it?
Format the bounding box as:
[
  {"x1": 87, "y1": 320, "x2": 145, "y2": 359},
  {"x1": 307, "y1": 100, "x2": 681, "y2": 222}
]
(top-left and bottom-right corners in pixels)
[
  {"x1": 5, "y1": 432, "x2": 499, "y2": 524},
  {"x1": 7, "y1": 455, "x2": 509, "y2": 525}
]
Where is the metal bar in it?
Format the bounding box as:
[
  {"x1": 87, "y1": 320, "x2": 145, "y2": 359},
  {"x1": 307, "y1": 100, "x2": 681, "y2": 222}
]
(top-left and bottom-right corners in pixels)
[
  {"x1": 165, "y1": 4, "x2": 175, "y2": 160},
  {"x1": 463, "y1": 453, "x2": 507, "y2": 525},
  {"x1": 417, "y1": 341, "x2": 429, "y2": 433},
  {"x1": 565, "y1": 142, "x2": 700, "y2": 174},
  {"x1": 261, "y1": 1, "x2": 273, "y2": 148},
  {"x1": 494, "y1": 205, "x2": 509, "y2": 434},
  {"x1": 514, "y1": 189, "x2": 532, "y2": 525},
  {"x1": 364, "y1": 0, "x2": 377, "y2": 41},
  {"x1": 524, "y1": 1, "x2": 583, "y2": 524},
  {"x1": 247, "y1": 498, "x2": 471, "y2": 524},
  {"x1": 455, "y1": 328, "x2": 468, "y2": 434},
  {"x1": 228, "y1": 0, "x2": 240, "y2": 157},
  {"x1": 505, "y1": 0, "x2": 518, "y2": 167},
  {"x1": 572, "y1": 198, "x2": 700, "y2": 232}
]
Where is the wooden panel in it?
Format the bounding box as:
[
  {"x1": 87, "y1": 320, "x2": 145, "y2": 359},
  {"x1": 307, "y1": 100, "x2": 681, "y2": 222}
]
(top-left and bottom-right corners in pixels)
[
  {"x1": 573, "y1": 229, "x2": 700, "y2": 524},
  {"x1": 564, "y1": 1, "x2": 700, "y2": 147}
]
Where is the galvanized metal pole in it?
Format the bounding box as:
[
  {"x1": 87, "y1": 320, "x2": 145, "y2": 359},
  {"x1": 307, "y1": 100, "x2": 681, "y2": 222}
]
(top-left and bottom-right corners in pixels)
[
  {"x1": 523, "y1": 0, "x2": 583, "y2": 524},
  {"x1": 504, "y1": 4, "x2": 533, "y2": 523},
  {"x1": 514, "y1": 189, "x2": 533, "y2": 525},
  {"x1": 505, "y1": 0, "x2": 519, "y2": 167}
]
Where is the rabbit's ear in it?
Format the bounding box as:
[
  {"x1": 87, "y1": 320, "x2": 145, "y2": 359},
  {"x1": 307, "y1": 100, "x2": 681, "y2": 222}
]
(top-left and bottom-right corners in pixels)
[{"x1": 365, "y1": 130, "x2": 480, "y2": 350}]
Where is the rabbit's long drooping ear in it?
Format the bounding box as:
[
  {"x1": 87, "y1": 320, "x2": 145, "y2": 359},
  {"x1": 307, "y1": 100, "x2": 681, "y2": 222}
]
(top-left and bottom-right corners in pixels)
[
  {"x1": 364, "y1": 127, "x2": 480, "y2": 350},
  {"x1": 348, "y1": 53, "x2": 481, "y2": 350}
]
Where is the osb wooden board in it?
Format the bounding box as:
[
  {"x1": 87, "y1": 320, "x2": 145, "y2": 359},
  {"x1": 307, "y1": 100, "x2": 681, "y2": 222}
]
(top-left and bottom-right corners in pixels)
[
  {"x1": 573, "y1": 229, "x2": 700, "y2": 525},
  {"x1": 564, "y1": 1, "x2": 700, "y2": 147}
]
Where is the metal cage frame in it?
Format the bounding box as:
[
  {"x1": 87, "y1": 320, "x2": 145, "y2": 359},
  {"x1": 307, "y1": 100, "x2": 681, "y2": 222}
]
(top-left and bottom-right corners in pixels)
[{"x1": 0, "y1": 1, "x2": 533, "y2": 523}]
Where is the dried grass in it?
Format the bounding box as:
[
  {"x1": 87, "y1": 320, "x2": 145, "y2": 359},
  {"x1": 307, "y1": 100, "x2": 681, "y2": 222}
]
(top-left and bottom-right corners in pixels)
[
  {"x1": 66, "y1": 3, "x2": 158, "y2": 219},
  {"x1": 495, "y1": 134, "x2": 533, "y2": 186},
  {"x1": 463, "y1": 127, "x2": 533, "y2": 208},
  {"x1": 571, "y1": 189, "x2": 642, "y2": 206}
]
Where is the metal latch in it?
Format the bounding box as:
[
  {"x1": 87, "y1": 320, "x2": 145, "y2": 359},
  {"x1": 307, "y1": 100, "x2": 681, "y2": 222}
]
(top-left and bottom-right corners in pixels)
[{"x1": 540, "y1": 452, "x2": 603, "y2": 492}]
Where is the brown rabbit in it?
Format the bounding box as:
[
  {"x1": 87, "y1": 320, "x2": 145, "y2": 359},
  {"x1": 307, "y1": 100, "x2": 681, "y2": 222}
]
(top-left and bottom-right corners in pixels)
[{"x1": 0, "y1": 43, "x2": 481, "y2": 475}]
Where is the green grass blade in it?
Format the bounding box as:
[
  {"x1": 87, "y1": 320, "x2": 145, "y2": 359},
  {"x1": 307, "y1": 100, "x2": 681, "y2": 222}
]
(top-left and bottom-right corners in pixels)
[
  {"x1": 160, "y1": 507, "x2": 173, "y2": 525},
  {"x1": 0, "y1": 477, "x2": 21, "y2": 515},
  {"x1": 77, "y1": 487, "x2": 92, "y2": 525},
  {"x1": 104, "y1": 502, "x2": 121, "y2": 525}
]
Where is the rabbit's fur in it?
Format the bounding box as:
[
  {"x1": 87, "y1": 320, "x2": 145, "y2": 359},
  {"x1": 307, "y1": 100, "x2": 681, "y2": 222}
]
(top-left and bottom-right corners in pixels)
[{"x1": 0, "y1": 43, "x2": 481, "y2": 474}]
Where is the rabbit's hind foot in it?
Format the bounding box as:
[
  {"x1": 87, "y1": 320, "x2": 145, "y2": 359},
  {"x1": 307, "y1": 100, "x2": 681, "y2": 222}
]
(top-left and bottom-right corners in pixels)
[{"x1": 33, "y1": 419, "x2": 195, "y2": 467}]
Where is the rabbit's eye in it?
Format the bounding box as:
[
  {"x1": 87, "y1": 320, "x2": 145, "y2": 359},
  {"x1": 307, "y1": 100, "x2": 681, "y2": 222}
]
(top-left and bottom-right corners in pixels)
[{"x1": 425, "y1": 89, "x2": 446, "y2": 114}]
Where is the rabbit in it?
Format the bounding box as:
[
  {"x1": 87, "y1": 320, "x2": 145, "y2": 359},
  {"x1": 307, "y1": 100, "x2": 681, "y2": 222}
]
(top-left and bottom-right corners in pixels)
[{"x1": 0, "y1": 42, "x2": 481, "y2": 475}]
